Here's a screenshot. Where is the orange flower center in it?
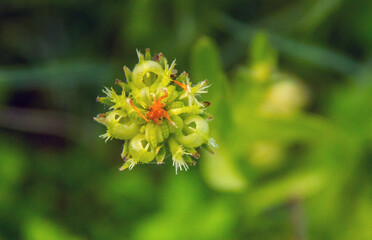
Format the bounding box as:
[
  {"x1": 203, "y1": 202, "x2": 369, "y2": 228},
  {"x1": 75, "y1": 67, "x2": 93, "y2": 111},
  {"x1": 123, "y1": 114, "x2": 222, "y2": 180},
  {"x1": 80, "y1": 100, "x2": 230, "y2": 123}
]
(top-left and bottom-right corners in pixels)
[{"x1": 129, "y1": 90, "x2": 174, "y2": 125}]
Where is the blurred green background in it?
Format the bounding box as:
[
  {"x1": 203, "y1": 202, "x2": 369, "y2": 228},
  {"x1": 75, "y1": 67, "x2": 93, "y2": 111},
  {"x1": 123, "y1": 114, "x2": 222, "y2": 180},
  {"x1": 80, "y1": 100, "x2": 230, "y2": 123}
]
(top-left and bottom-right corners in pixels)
[{"x1": 1, "y1": 0, "x2": 372, "y2": 239}]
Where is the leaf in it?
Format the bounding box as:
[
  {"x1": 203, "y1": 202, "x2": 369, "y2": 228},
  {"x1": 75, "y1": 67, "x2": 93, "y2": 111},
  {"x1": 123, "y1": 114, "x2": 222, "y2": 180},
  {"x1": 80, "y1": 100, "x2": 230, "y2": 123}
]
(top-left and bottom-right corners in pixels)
[
  {"x1": 24, "y1": 216, "x2": 85, "y2": 240},
  {"x1": 249, "y1": 32, "x2": 277, "y2": 66},
  {"x1": 297, "y1": 0, "x2": 344, "y2": 33},
  {"x1": 191, "y1": 36, "x2": 229, "y2": 109},
  {"x1": 0, "y1": 60, "x2": 111, "y2": 88},
  {"x1": 190, "y1": 36, "x2": 233, "y2": 136},
  {"x1": 217, "y1": 13, "x2": 362, "y2": 75},
  {"x1": 246, "y1": 170, "x2": 326, "y2": 215},
  {"x1": 200, "y1": 146, "x2": 248, "y2": 192}
]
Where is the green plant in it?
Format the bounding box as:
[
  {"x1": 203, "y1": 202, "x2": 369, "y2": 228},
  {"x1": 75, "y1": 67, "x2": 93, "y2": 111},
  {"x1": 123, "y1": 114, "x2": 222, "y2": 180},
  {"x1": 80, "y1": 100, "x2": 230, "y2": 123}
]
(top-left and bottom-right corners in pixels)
[{"x1": 94, "y1": 49, "x2": 216, "y2": 173}]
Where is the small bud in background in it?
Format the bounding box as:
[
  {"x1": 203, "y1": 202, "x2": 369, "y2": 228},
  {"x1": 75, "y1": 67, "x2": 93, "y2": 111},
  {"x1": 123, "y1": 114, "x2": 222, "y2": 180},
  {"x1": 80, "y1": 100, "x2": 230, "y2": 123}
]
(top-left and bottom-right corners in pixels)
[
  {"x1": 250, "y1": 62, "x2": 274, "y2": 83},
  {"x1": 260, "y1": 78, "x2": 309, "y2": 116},
  {"x1": 247, "y1": 141, "x2": 284, "y2": 171}
]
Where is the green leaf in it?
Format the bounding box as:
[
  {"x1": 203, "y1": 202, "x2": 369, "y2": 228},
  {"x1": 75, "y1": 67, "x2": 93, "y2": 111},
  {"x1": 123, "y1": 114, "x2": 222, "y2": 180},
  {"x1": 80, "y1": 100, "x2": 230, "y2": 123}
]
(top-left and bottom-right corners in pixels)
[
  {"x1": 191, "y1": 36, "x2": 229, "y2": 109},
  {"x1": 190, "y1": 37, "x2": 233, "y2": 136},
  {"x1": 0, "y1": 60, "x2": 111, "y2": 88},
  {"x1": 24, "y1": 216, "x2": 85, "y2": 240},
  {"x1": 201, "y1": 146, "x2": 247, "y2": 192},
  {"x1": 250, "y1": 32, "x2": 277, "y2": 66},
  {"x1": 297, "y1": 0, "x2": 344, "y2": 33},
  {"x1": 246, "y1": 170, "x2": 326, "y2": 215}
]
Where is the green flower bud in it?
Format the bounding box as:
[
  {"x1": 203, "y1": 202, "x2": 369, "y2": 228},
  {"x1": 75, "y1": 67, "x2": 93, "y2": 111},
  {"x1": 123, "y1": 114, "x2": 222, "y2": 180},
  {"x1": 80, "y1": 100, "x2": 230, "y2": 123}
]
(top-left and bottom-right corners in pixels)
[
  {"x1": 145, "y1": 122, "x2": 164, "y2": 147},
  {"x1": 100, "y1": 110, "x2": 141, "y2": 141},
  {"x1": 260, "y1": 79, "x2": 309, "y2": 116},
  {"x1": 155, "y1": 145, "x2": 166, "y2": 164},
  {"x1": 129, "y1": 134, "x2": 156, "y2": 164},
  {"x1": 95, "y1": 49, "x2": 216, "y2": 174},
  {"x1": 167, "y1": 115, "x2": 184, "y2": 134},
  {"x1": 132, "y1": 60, "x2": 164, "y2": 88},
  {"x1": 159, "y1": 121, "x2": 169, "y2": 139},
  {"x1": 168, "y1": 137, "x2": 189, "y2": 174},
  {"x1": 175, "y1": 115, "x2": 209, "y2": 148},
  {"x1": 248, "y1": 140, "x2": 283, "y2": 170},
  {"x1": 166, "y1": 101, "x2": 184, "y2": 110}
]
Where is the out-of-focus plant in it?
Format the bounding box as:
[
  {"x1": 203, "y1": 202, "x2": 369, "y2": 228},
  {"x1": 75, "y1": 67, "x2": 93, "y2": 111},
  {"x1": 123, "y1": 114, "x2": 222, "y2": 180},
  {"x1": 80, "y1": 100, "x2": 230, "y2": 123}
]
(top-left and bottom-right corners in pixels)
[
  {"x1": 190, "y1": 32, "x2": 372, "y2": 239},
  {"x1": 193, "y1": 33, "x2": 330, "y2": 210},
  {"x1": 95, "y1": 49, "x2": 216, "y2": 173},
  {"x1": 234, "y1": 33, "x2": 310, "y2": 173}
]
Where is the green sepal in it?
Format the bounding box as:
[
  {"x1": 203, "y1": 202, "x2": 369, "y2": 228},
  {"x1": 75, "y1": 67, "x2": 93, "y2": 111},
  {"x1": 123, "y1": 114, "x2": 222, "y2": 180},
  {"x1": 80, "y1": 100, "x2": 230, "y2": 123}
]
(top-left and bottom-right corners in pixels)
[
  {"x1": 96, "y1": 96, "x2": 114, "y2": 106},
  {"x1": 175, "y1": 115, "x2": 209, "y2": 148},
  {"x1": 201, "y1": 144, "x2": 214, "y2": 154},
  {"x1": 158, "y1": 53, "x2": 166, "y2": 69},
  {"x1": 119, "y1": 160, "x2": 131, "y2": 171},
  {"x1": 145, "y1": 48, "x2": 151, "y2": 60},
  {"x1": 123, "y1": 66, "x2": 132, "y2": 83},
  {"x1": 155, "y1": 145, "x2": 166, "y2": 164},
  {"x1": 93, "y1": 113, "x2": 106, "y2": 125},
  {"x1": 136, "y1": 49, "x2": 145, "y2": 62},
  {"x1": 120, "y1": 140, "x2": 130, "y2": 159},
  {"x1": 167, "y1": 101, "x2": 184, "y2": 110},
  {"x1": 140, "y1": 125, "x2": 146, "y2": 133},
  {"x1": 176, "y1": 71, "x2": 188, "y2": 82},
  {"x1": 119, "y1": 158, "x2": 138, "y2": 171},
  {"x1": 128, "y1": 111, "x2": 147, "y2": 123},
  {"x1": 115, "y1": 79, "x2": 132, "y2": 96},
  {"x1": 145, "y1": 122, "x2": 164, "y2": 147},
  {"x1": 129, "y1": 134, "x2": 156, "y2": 163},
  {"x1": 164, "y1": 85, "x2": 178, "y2": 103},
  {"x1": 184, "y1": 147, "x2": 200, "y2": 159},
  {"x1": 168, "y1": 136, "x2": 181, "y2": 155},
  {"x1": 167, "y1": 115, "x2": 184, "y2": 133},
  {"x1": 184, "y1": 155, "x2": 196, "y2": 166},
  {"x1": 160, "y1": 121, "x2": 169, "y2": 139},
  {"x1": 168, "y1": 105, "x2": 201, "y2": 116}
]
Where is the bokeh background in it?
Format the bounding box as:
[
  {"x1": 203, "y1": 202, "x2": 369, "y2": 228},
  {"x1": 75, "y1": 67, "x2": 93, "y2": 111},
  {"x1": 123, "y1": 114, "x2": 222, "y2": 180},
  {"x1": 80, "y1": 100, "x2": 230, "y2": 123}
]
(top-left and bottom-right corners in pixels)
[{"x1": 1, "y1": 0, "x2": 372, "y2": 239}]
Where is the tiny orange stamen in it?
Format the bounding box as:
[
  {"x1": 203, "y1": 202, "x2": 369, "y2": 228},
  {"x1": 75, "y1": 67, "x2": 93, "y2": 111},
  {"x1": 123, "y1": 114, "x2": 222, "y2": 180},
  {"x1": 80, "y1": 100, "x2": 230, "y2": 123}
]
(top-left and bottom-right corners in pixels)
[
  {"x1": 173, "y1": 80, "x2": 188, "y2": 91},
  {"x1": 128, "y1": 90, "x2": 175, "y2": 126},
  {"x1": 156, "y1": 89, "x2": 168, "y2": 103},
  {"x1": 161, "y1": 109, "x2": 175, "y2": 126},
  {"x1": 128, "y1": 99, "x2": 149, "y2": 122},
  {"x1": 146, "y1": 90, "x2": 175, "y2": 126}
]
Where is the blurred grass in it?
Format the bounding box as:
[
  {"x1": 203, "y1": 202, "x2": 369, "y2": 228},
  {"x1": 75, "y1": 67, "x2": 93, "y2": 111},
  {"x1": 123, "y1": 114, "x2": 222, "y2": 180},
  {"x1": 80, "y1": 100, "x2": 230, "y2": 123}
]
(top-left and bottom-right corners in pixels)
[{"x1": 0, "y1": 61, "x2": 111, "y2": 88}]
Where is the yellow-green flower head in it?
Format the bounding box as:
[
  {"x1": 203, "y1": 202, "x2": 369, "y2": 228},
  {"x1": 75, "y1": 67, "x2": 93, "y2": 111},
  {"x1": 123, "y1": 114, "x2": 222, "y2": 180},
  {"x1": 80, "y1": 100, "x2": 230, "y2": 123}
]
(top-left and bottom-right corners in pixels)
[{"x1": 94, "y1": 49, "x2": 217, "y2": 174}]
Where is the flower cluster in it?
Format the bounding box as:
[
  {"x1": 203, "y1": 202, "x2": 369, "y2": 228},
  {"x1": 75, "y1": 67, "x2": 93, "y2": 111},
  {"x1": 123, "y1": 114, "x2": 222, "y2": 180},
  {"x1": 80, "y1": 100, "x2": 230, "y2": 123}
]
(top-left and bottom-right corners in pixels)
[{"x1": 94, "y1": 49, "x2": 217, "y2": 174}]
